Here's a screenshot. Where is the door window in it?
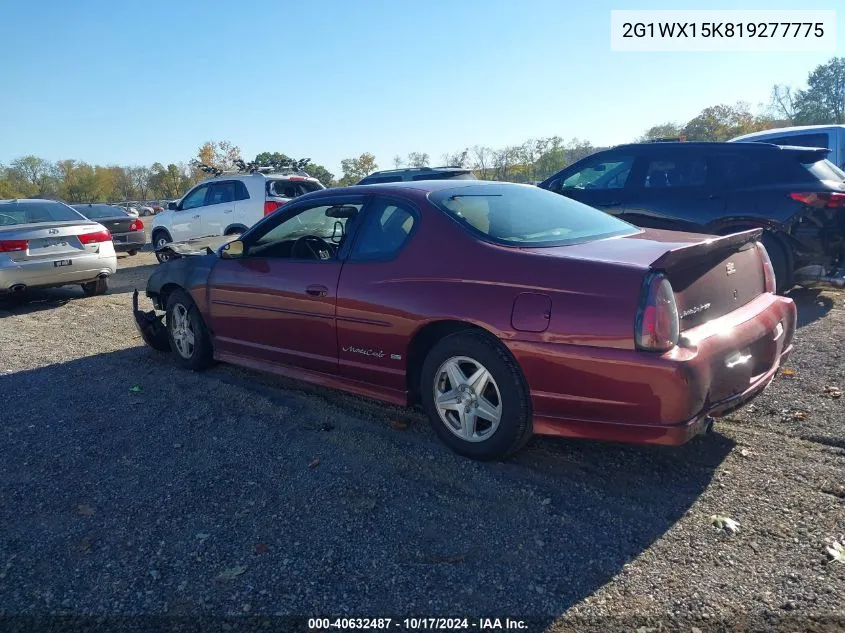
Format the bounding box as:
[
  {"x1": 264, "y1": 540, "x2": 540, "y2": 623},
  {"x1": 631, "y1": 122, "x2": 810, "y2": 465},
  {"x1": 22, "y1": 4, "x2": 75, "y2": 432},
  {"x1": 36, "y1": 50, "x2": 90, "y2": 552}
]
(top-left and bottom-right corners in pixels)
[
  {"x1": 181, "y1": 185, "x2": 209, "y2": 210},
  {"x1": 641, "y1": 156, "x2": 708, "y2": 188},
  {"x1": 560, "y1": 156, "x2": 634, "y2": 190},
  {"x1": 350, "y1": 199, "x2": 416, "y2": 260},
  {"x1": 246, "y1": 202, "x2": 363, "y2": 260}
]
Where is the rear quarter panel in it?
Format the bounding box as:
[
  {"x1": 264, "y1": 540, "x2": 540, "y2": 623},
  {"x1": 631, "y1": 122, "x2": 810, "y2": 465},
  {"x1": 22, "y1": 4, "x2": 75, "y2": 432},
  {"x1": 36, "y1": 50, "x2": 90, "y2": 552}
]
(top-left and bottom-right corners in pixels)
[{"x1": 335, "y1": 200, "x2": 646, "y2": 398}]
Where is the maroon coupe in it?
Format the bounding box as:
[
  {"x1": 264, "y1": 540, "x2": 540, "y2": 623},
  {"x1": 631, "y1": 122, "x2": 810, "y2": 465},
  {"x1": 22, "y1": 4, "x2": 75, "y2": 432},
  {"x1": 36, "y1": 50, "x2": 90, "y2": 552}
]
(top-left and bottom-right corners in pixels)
[{"x1": 134, "y1": 180, "x2": 796, "y2": 459}]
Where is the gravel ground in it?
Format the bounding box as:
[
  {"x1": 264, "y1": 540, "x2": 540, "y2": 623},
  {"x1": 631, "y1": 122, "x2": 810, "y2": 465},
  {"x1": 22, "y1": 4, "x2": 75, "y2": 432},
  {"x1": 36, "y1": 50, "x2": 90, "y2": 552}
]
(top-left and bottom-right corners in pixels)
[{"x1": 0, "y1": 250, "x2": 843, "y2": 632}]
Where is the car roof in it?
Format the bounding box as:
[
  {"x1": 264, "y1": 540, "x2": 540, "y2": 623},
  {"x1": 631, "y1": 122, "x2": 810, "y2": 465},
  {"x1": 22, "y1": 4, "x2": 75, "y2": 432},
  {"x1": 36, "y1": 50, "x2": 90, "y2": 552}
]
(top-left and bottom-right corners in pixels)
[
  {"x1": 732, "y1": 124, "x2": 845, "y2": 141},
  {"x1": 1, "y1": 198, "x2": 66, "y2": 205},
  {"x1": 305, "y1": 178, "x2": 523, "y2": 199},
  {"x1": 609, "y1": 141, "x2": 822, "y2": 154}
]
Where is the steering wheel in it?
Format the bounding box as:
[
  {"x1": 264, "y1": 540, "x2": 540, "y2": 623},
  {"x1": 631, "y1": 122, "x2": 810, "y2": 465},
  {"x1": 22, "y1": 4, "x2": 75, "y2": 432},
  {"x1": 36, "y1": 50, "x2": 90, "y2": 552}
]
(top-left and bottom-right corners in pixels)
[
  {"x1": 0, "y1": 213, "x2": 18, "y2": 226},
  {"x1": 293, "y1": 235, "x2": 333, "y2": 260}
]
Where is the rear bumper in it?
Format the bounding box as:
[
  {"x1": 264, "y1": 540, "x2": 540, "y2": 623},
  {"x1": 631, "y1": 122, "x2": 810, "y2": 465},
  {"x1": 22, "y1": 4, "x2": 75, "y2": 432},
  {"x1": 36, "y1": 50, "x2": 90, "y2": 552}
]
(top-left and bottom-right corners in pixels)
[
  {"x1": 509, "y1": 293, "x2": 797, "y2": 446},
  {"x1": 112, "y1": 231, "x2": 147, "y2": 252},
  {"x1": 0, "y1": 251, "x2": 118, "y2": 292}
]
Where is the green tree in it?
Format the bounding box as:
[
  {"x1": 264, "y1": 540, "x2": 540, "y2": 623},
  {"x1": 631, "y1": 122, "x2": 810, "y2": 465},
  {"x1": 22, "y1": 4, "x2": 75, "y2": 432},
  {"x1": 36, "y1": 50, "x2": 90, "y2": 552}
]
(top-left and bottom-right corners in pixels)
[
  {"x1": 338, "y1": 152, "x2": 378, "y2": 186},
  {"x1": 407, "y1": 152, "x2": 429, "y2": 168},
  {"x1": 794, "y1": 57, "x2": 845, "y2": 124},
  {"x1": 195, "y1": 140, "x2": 242, "y2": 172},
  {"x1": 639, "y1": 122, "x2": 684, "y2": 141},
  {"x1": 683, "y1": 102, "x2": 775, "y2": 141}
]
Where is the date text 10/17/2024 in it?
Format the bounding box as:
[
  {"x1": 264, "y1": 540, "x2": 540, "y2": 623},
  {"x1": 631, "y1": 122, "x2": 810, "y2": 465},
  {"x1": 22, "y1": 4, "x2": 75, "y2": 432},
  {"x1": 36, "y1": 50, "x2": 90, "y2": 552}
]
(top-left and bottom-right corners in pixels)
[{"x1": 308, "y1": 618, "x2": 528, "y2": 630}]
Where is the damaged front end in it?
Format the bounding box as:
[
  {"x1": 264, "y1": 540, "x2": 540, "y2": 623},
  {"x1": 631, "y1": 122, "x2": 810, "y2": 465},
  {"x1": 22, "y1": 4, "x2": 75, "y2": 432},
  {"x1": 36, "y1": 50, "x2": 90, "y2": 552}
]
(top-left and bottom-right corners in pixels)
[
  {"x1": 785, "y1": 191, "x2": 845, "y2": 289},
  {"x1": 132, "y1": 289, "x2": 171, "y2": 351}
]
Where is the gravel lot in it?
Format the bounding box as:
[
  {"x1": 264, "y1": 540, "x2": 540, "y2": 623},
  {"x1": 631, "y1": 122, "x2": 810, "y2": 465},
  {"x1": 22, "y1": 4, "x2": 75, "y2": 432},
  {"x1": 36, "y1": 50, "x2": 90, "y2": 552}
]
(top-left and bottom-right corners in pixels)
[{"x1": 0, "y1": 248, "x2": 843, "y2": 632}]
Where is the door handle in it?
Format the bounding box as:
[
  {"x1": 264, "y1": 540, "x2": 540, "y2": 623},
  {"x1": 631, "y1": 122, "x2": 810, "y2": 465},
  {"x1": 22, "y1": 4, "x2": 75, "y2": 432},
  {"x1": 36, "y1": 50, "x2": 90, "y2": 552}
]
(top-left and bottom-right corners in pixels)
[
  {"x1": 224, "y1": 209, "x2": 233, "y2": 213},
  {"x1": 192, "y1": 214, "x2": 200, "y2": 219},
  {"x1": 306, "y1": 284, "x2": 328, "y2": 297}
]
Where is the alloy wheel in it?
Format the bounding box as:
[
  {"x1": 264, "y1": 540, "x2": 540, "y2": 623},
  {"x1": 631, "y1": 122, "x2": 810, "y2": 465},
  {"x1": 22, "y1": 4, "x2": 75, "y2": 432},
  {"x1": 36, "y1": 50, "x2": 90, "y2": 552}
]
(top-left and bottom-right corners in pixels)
[
  {"x1": 170, "y1": 303, "x2": 195, "y2": 359},
  {"x1": 433, "y1": 355, "x2": 503, "y2": 442}
]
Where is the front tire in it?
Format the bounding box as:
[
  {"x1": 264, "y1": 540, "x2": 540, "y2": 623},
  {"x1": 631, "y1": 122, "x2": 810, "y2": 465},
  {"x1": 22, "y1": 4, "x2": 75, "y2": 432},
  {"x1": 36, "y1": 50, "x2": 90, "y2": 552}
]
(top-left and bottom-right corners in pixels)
[
  {"x1": 153, "y1": 231, "x2": 173, "y2": 263},
  {"x1": 127, "y1": 249, "x2": 138, "y2": 256},
  {"x1": 165, "y1": 289, "x2": 214, "y2": 371},
  {"x1": 420, "y1": 331, "x2": 532, "y2": 460},
  {"x1": 81, "y1": 278, "x2": 108, "y2": 296}
]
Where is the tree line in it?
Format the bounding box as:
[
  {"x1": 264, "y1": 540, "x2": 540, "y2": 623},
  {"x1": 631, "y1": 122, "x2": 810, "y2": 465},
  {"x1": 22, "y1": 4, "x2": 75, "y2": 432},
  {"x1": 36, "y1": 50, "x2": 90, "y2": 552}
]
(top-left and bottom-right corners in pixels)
[{"x1": 2, "y1": 57, "x2": 842, "y2": 202}]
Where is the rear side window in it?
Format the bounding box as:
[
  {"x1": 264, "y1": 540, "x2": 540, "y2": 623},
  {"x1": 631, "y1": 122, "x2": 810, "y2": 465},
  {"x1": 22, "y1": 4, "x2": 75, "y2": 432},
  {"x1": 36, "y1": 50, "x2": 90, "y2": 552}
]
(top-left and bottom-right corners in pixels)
[
  {"x1": 268, "y1": 179, "x2": 322, "y2": 198},
  {"x1": 761, "y1": 132, "x2": 830, "y2": 149},
  {"x1": 0, "y1": 201, "x2": 84, "y2": 226},
  {"x1": 803, "y1": 159, "x2": 845, "y2": 183},
  {"x1": 351, "y1": 199, "x2": 416, "y2": 260}
]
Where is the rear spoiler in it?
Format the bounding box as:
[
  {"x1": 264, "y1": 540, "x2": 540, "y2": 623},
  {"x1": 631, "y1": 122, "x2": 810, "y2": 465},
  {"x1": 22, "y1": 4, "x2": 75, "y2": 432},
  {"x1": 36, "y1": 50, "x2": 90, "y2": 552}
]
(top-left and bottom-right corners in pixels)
[{"x1": 650, "y1": 228, "x2": 763, "y2": 271}]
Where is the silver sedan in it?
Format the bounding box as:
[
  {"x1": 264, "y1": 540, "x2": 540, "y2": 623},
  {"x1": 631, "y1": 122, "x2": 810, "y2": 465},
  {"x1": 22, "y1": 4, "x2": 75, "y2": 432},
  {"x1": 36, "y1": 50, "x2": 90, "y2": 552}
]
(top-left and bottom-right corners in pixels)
[{"x1": 0, "y1": 199, "x2": 118, "y2": 296}]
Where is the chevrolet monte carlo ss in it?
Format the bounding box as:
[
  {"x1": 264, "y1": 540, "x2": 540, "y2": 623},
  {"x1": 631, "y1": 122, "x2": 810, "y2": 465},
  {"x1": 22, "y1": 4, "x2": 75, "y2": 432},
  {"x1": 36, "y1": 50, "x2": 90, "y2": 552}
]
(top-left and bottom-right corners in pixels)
[{"x1": 134, "y1": 181, "x2": 796, "y2": 459}]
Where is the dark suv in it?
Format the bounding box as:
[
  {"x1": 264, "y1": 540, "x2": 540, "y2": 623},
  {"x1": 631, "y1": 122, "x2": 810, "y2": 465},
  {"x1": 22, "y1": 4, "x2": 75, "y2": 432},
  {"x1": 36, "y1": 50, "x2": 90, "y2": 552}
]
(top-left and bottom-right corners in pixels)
[
  {"x1": 357, "y1": 166, "x2": 476, "y2": 185},
  {"x1": 538, "y1": 141, "x2": 845, "y2": 292}
]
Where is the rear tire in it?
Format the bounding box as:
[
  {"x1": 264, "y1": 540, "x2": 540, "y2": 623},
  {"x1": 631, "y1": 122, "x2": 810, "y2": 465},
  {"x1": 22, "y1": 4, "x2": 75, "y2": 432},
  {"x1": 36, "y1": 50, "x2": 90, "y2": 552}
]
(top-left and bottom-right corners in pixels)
[
  {"x1": 165, "y1": 289, "x2": 214, "y2": 371},
  {"x1": 762, "y1": 234, "x2": 791, "y2": 294},
  {"x1": 420, "y1": 331, "x2": 532, "y2": 460},
  {"x1": 81, "y1": 278, "x2": 108, "y2": 296},
  {"x1": 127, "y1": 250, "x2": 138, "y2": 256}
]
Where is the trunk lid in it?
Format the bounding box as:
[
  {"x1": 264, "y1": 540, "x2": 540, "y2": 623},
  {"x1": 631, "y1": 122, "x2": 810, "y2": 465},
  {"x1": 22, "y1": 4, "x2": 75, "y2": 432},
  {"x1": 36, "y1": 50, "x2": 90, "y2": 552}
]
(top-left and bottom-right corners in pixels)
[
  {"x1": 96, "y1": 216, "x2": 135, "y2": 234},
  {"x1": 649, "y1": 229, "x2": 765, "y2": 330},
  {"x1": 0, "y1": 221, "x2": 105, "y2": 262}
]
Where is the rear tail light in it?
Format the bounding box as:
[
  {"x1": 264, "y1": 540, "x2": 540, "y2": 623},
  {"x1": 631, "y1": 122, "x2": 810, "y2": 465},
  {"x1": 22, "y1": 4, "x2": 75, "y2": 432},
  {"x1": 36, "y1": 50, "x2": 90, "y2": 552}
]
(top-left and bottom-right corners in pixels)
[
  {"x1": 635, "y1": 272, "x2": 679, "y2": 352},
  {"x1": 755, "y1": 241, "x2": 777, "y2": 293},
  {"x1": 789, "y1": 192, "x2": 845, "y2": 208},
  {"x1": 129, "y1": 219, "x2": 144, "y2": 231},
  {"x1": 264, "y1": 200, "x2": 285, "y2": 216},
  {"x1": 0, "y1": 239, "x2": 28, "y2": 253},
  {"x1": 78, "y1": 229, "x2": 111, "y2": 245}
]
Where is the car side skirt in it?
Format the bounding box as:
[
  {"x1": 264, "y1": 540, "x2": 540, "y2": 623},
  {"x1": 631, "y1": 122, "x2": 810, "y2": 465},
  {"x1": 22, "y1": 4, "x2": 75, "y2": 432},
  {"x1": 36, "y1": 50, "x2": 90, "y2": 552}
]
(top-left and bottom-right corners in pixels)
[{"x1": 214, "y1": 350, "x2": 408, "y2": 407}]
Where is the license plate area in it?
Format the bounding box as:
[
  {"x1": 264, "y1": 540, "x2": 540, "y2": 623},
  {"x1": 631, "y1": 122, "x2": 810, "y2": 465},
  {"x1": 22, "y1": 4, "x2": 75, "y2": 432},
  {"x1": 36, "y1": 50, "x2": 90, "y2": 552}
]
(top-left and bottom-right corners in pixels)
[{"x1": 53, "y1": 259, "x2": 72, "y2": 267}]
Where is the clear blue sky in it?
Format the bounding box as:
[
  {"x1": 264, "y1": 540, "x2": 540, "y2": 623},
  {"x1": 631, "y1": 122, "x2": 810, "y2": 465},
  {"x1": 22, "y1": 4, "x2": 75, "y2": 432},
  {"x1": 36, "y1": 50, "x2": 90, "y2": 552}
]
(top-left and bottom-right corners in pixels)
[{"x1": 0, "y1": 0, "x2": 841, "y2": 176}]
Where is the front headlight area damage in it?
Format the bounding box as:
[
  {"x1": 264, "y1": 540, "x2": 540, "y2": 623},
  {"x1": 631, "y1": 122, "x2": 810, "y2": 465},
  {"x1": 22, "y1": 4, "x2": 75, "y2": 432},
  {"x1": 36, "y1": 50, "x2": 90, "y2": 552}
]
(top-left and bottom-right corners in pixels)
[{"x1": 132, "y1": 289, "x2": 171, "y2": 351}]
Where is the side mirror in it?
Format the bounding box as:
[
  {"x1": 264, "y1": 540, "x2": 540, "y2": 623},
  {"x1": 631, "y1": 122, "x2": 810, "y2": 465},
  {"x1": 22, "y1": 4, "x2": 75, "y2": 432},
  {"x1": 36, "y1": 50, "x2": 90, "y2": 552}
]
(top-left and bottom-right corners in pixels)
[
  {"x1": 219, "y1": 239, "x2": 244, "y2": 259},
  {"x1": 168, "y1": 201, "x2": 178, "y2": 211}
]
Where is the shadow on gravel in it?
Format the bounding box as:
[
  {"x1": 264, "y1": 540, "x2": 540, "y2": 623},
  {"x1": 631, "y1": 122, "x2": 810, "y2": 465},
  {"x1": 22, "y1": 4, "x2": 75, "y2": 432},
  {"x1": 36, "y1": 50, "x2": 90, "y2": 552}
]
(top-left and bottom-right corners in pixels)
[
  {"x1": 0, "y1": 261, "x2": 157, "y2": 316},
  {"x1": 0, "y1": 347, "x2": 733, "y2": 623},
  {"x1": 788, "y1": 288, "x2": 834, "y2": 328}
]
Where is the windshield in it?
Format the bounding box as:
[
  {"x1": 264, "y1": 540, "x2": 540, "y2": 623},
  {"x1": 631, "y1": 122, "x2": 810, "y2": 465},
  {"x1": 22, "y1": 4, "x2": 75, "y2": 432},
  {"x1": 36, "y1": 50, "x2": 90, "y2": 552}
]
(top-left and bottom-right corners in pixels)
[
  {"x1": 0, "y1": 201, "x2": 86, "y2": 226},
  {"x1": 803, "y1": 158, "x2": 845, "y2": 183},
  {"x1": 429, "y1": 183, "x2": 638, "y2": 247},
  {"x1": 72, "y1": 204, "x2": 127, "y2": 219}
]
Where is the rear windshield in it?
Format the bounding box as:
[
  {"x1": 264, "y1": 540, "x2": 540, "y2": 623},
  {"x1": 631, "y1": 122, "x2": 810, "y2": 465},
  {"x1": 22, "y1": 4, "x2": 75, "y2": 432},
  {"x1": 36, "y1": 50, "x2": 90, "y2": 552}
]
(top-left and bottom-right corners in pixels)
[
  {"x1": 410, "y1": 171, "x2": 476, "y2": 181},
  {"x1": 429, "y1": 183, "x2": 638, "y2": 247},
  {"x1": 803, "y1": 158, "x2": 845, "y2": 183},
  {"x1": 268, "y1": 179, "x2": 322, "y2": 199},
  {"x1": 0, "y1": 201, "x2": 85, "y2": 226},
  {"x1": 72, "y1": 204, "x2": 127, "y2": 219}
]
